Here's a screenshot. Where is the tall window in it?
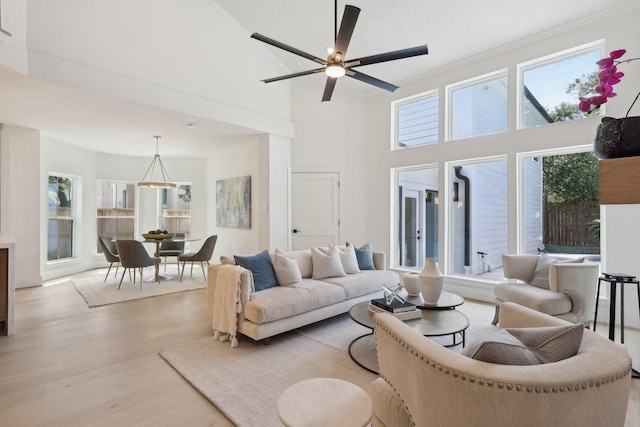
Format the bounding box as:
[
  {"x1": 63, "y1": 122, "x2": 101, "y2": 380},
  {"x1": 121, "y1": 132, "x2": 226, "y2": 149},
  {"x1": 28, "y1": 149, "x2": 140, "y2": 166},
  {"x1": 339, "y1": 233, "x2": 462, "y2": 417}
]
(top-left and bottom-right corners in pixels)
[
  {"x1": 392, "y1": 91, "x2": 439, "y2": 149},
  {"x1": 97, "y1": 181, "x2": 135, "y2": 252},
  {"x1": 161, "y1": 184, "x2": 191, "y2": 238},
  {"x1": 447, "y1": 70, "x2": 508, "y2": 141},
  {"x1": 393, "y1": 167, "x2": 439, "y2": 269},
  {"x1": 47, "y1": 174, "x2": 76, "y2": 261},
  {"x1": 448, "y1": 158, "x2": 508, "y2": 276},
  {"x1": 518, "y1": 41, "x2": 603, "y2": 128},
  {"x1": 520, "y1": 150, "x2": 600, "y2": 255}
]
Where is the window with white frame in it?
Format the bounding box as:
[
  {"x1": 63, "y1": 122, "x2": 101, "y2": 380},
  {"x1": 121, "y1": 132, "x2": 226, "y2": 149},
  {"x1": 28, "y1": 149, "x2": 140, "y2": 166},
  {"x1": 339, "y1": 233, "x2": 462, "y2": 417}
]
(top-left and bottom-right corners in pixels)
[
  {"x1": 519, "y1": 149, "x2": 599, "y2": 256},
  {"x1": 96, "y1": 181, "x2": 136, "y2": 253},
  {"x1": 448, "y1": 158, "x2": 508, "y2": 277},
  {"x1": 161, "y1": 184, "x2": 191, "y2": 240},
  {"x1": 392, "y1": 91, "x2": 439, "y2": 149},
  {"x1": 393, "y1": 166, "x2": 439, "y2": 269},
  {"x1": 447, "y1": 70, "x2": 508, "y2": 141},
  {"x1": 47, "y1": 174, "x2": 76, "y2": 261},
  {"x1": 518, "y1": 41, "x2": 603, "y2": 128}
]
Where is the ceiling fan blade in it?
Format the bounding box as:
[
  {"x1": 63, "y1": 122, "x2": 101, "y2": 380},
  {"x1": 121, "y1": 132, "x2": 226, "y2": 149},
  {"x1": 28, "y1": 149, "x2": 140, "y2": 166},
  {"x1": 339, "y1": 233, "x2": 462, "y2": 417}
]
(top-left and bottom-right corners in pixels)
[
  {"x1": 332, "y1": 5, "x2": 360, "y2": 61},
  {"x1": 262, "y1": 68, "x2": 327, "y2": 84},
  {"x1": 344, "y1": 45, "x2": 429, "y2": 68},
  {"x1": 322, "y1": 77, "x2": 338, "y2": 102},
  {"x1": 251, "y1": 33, "x2": 327, "y2": 65},
  {"x1": 346, "y1": 69, "x2": 398, "y2": 92}
]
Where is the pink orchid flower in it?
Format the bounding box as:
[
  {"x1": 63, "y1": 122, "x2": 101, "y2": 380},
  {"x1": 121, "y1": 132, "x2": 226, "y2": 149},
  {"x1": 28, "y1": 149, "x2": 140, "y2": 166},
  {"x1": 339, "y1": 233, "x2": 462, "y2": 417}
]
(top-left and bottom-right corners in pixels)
[{"x1": 579, "y1": 48, "x2": 639, "y2": 115}]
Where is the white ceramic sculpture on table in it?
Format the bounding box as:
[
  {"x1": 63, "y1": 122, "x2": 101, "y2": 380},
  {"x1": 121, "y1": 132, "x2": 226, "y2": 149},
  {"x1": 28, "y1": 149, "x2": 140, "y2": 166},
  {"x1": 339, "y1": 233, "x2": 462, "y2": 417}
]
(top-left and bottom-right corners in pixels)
[
  {"x1": 401, "y1": 272, "x2": 421, "y2": 296},
  {"x1": 419, "y1": 258, "x2": 443, "y2": 305}
]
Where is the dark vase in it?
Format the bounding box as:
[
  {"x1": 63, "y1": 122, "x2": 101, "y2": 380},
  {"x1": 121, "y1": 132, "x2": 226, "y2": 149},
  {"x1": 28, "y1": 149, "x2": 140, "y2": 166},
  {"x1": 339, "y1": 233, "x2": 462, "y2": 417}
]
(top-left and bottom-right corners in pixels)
[{"x1": 594, "y1": 116, "x2": 640, "y2": 159}]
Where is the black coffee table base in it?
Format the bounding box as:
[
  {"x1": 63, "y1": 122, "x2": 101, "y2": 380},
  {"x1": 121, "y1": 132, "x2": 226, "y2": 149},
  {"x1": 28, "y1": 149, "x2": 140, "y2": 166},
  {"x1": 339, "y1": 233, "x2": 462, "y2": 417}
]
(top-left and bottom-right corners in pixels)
[
  {"x1": 348, "y1": 328, "x2": 466, "y2": 375},
  {"x1": 348, "y1": 333, "x2": 378, "y2": 374}
]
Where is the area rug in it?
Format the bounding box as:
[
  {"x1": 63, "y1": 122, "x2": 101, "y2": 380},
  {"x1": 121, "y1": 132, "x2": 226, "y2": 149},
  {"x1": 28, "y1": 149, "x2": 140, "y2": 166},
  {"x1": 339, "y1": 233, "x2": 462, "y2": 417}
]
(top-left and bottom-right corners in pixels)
[
  {"x1": 159, "y1": 300, "x2": 498, "y2": 427},
  {"x1": 72, "y1": 266, "x2": 207, "y2": 307},
  {"x1": 160, "y1": 327, "x2": 377, "y2": 427}
]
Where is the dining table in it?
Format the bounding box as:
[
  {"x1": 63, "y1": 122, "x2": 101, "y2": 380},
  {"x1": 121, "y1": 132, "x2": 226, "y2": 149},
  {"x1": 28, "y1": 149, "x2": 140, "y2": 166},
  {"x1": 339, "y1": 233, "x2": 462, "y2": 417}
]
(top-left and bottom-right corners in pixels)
[{"x1": 141, "y1": 235, "x2": 200, "y2": 282}]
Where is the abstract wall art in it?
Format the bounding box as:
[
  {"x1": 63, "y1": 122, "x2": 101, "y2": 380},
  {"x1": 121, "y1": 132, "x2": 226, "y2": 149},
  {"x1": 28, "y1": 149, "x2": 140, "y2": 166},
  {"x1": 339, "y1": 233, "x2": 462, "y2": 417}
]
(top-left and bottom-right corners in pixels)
[{"x1": 216, "y1": 175, "x2": 251, "y2": 229}]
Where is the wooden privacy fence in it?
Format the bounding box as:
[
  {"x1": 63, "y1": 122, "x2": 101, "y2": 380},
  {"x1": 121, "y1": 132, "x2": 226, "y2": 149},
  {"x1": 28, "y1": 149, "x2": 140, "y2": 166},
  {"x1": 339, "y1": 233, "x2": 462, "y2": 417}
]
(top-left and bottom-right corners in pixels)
[{"x1": 543, "y1": 201, "x2": 600, "y2": 252}]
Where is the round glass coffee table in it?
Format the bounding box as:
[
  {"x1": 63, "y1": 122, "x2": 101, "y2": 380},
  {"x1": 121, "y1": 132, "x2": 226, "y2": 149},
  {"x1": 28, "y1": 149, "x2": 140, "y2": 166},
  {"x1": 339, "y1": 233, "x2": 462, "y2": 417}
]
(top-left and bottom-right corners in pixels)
[
  {"x1": 405, "y1": 290, "x2": 465, "y2": 310},
  {"x1": 348, "y1": 295, "x2": 469, "y2": 374}
]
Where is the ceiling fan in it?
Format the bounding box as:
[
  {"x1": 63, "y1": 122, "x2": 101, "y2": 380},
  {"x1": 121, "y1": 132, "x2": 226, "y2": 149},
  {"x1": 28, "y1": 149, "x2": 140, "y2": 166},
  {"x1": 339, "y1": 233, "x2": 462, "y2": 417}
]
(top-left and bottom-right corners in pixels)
[{"x1": 250, "y1": 2, "x2": 429, "y2": 102}]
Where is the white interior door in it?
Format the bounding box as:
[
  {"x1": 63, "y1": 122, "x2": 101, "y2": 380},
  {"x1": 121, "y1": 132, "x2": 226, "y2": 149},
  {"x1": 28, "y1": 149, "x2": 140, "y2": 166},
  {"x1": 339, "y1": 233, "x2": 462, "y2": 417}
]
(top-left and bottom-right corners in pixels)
[{"x1": 291, "y1": 172, "x2": 340, "y2": 250}]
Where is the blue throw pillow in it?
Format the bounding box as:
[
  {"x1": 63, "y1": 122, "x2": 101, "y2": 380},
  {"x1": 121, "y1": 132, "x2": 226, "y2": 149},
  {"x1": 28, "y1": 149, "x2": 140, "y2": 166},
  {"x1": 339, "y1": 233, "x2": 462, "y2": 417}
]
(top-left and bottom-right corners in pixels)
[
  {"x1": 234, "y1": 249, "x2": 278, "y2": 291},
  {"x1": 347, "y1": 242, "x2": 376, "y2": 270}
]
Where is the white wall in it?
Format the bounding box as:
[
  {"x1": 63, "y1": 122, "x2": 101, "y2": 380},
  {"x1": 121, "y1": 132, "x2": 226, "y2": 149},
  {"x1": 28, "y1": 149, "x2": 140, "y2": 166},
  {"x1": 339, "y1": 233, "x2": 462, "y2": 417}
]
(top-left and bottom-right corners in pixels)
[
  {"x1": 362, "y1": 3, "x2": 640, "y2": 302},
  {"x1": 263, "y1": 134, "x2": 292, "y2": 251},
  {"x1": 206, "y1": 136, "x2": 263, "y2": 258},
  {"x1": 290, "y1": 80, "x2": 370, "y2": 247},
  {"x1": 40, "y1": 138, "x2": 97, "y2": 281},
  {"x1": 601, "y1": 206, "x2": 640, "y2": 329},
  {"x1": 1, "y1": 125, "x2": 41, "y2": 287}
]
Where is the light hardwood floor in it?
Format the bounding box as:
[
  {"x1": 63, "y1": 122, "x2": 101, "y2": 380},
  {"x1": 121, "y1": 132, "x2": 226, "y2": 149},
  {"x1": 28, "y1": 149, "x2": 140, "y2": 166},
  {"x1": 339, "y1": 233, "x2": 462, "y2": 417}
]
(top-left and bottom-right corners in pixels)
[{"x1": 0, "y1": 269, "x2": 638, "y2": 426}]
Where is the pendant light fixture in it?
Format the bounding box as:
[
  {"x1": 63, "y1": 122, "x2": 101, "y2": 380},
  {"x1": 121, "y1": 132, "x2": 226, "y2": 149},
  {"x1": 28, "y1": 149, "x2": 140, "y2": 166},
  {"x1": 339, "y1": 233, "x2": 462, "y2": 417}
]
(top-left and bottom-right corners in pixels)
[{"x1": 137, "y1": 136, "x2": 176, "y2": 189}]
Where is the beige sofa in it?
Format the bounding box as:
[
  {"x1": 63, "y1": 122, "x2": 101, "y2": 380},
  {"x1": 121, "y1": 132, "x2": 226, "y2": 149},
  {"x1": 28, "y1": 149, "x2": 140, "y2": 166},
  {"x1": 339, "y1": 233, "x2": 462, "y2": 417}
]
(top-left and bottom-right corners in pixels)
[
  {"x1": 207, "y1": 249, "x2": 398, "y2": 341},
  {"x1": 371, "y1": 302, "x2": 632, "y2": 427}
]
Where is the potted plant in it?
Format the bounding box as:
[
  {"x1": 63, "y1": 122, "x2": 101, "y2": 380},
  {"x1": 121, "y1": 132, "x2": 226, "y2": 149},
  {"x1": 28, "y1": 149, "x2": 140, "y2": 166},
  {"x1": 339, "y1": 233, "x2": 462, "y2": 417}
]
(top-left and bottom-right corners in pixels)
[{"x1": 579, "y1": 49, "x2": 640, "y2": 159}]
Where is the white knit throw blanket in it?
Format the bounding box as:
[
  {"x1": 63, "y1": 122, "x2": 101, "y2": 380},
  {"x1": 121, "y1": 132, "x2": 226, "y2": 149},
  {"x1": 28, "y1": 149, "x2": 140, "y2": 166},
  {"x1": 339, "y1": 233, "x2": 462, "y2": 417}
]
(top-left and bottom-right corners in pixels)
[{"x1": 212, "y1": 264, "x2": 246, "y2": 347}]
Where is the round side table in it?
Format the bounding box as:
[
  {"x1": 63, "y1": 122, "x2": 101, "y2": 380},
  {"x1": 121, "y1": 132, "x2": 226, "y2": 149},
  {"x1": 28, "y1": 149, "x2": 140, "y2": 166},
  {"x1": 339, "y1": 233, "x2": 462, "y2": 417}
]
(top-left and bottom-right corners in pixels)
[{"x1": 277, "y1": 377, "x2": 372, "y2": 427}]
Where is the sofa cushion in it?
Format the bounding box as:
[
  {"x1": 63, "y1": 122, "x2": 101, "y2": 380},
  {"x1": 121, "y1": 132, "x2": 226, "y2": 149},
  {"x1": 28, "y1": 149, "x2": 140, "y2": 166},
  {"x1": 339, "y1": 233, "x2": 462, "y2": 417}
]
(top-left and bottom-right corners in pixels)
[
  {"x1": 463, "y1": 323, "x2": 584, "y2": 365},
  {"x1": 234, "y1": 250, "x2": 278, "y2": 291},
  {"x1": 529, "y1": 255, "x2": 585, "y2": 289},
  {"x1": 323, "y1": 270, "x2": 399, "y2": 299},
  {"x1": 243, "y1": 279, "x2": 347, "y2": 324},
  {"x1": 348, "y1": 242, "x2": 376, "y2": 270},
  {"x1": 272, "y1": 248, "x2": 302, "y2": 287},
  {"x1": 529, "y1": 255, "x2": 558, "y2": 289},
  {"x1": 311, "y1": 246, "x2": 346, "y2": 279},
  {"x1": 494, "y1": 282, "x2": 572, "y2": 315}
]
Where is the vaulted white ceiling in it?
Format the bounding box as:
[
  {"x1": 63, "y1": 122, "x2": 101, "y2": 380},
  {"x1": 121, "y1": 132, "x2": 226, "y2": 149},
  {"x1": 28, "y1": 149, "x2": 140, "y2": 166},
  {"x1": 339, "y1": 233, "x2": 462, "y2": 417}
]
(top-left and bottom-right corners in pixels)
[
  {"x1": 0, "y1": 0, "x2": 635, "y2": 157},
  {"x1": 216, "y1": 0, "x2": 631, "y2": 88}
]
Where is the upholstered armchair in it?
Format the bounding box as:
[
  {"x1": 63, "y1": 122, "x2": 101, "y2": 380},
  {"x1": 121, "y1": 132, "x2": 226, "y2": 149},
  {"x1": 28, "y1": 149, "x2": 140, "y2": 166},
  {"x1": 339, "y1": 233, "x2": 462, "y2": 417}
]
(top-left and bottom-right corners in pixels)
[
  {"x1": 371, "y1": 302, "x2": 632, "y2": 427},
  {"x1": 491, "y1": 254, "x2": 600, "y2": 326}
]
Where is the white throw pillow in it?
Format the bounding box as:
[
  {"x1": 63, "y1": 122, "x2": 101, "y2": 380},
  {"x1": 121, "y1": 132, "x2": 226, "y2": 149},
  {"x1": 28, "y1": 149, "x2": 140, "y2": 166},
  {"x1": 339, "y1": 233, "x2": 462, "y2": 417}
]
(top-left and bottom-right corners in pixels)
[
  {"x1": 311, "y1": 246, "x2": 347, "y2": 279},
  {"x1": 330, "y1": 243, "x2": 360, "y2": 274},
  {"x1": 272, "y1": 248, "x2": 302, "y2": 287}
]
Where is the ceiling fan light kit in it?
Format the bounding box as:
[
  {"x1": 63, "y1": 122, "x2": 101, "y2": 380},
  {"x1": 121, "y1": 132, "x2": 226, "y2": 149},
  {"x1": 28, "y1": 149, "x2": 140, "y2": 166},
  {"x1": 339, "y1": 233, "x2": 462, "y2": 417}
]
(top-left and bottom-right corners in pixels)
[
  {"x1": 325, "y1": 63, "x2": 346, "y2": 78},
  {"x1": 251, "y1": 3, "x2": 429, "y2": 102},
  {"x1": 138, "y1": 136, "x2": 176, "y2": 189}
]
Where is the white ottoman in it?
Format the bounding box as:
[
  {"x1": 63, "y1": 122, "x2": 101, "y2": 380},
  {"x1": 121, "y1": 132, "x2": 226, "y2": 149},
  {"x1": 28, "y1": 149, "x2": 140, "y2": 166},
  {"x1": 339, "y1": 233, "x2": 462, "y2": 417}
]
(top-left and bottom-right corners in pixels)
[{"x1": 277, "y1": 377, "x2": 372, "y2": 427}]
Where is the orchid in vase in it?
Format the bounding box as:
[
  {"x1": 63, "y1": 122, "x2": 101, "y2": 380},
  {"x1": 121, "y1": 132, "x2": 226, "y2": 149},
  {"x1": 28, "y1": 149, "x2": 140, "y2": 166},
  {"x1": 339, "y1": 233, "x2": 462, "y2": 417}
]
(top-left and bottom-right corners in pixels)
[{"x1": 579, "y1": 49, "x2": 640, "y2": 120}]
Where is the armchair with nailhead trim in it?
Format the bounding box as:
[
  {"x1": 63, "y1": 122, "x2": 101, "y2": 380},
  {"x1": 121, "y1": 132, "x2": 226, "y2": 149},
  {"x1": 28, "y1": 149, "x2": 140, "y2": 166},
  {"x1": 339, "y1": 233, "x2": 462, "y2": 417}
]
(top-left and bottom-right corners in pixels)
[{"x1": 371, "y1": 302, "x2": 631, "y2": 427}]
